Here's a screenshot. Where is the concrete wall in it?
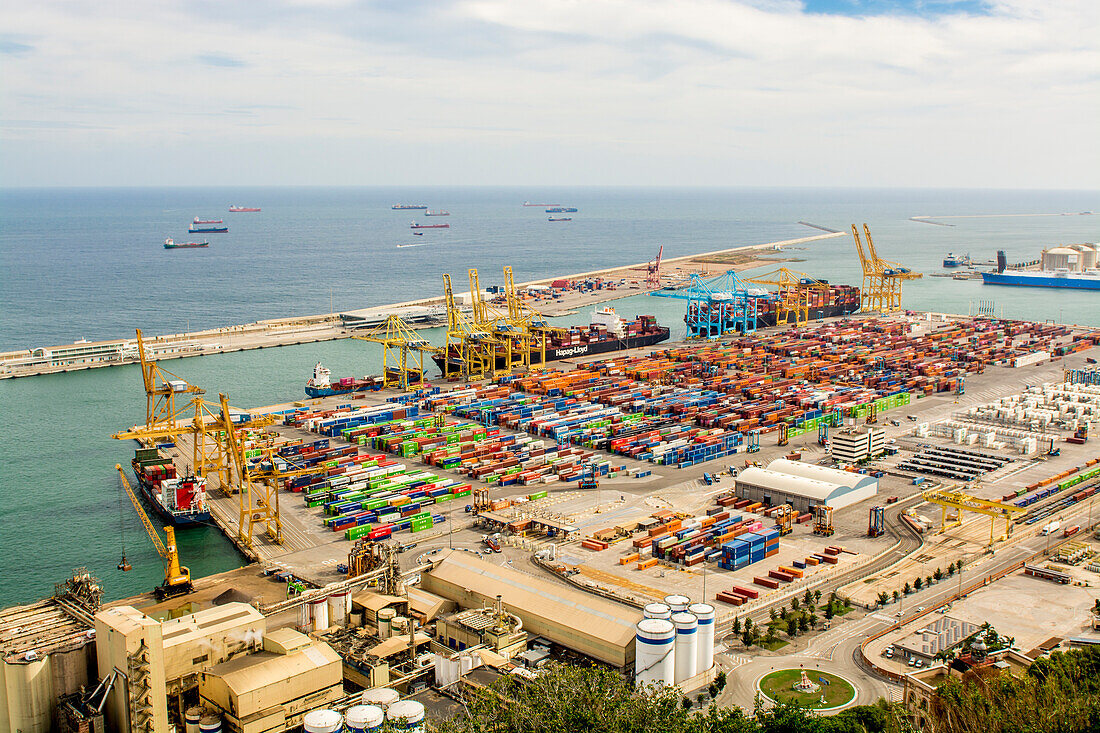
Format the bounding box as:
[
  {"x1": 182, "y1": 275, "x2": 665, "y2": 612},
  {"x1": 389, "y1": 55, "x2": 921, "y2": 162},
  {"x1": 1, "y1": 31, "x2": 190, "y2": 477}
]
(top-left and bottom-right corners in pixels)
[{"x1": 95, "y1": 606, "x2": 168, "y2": 733}]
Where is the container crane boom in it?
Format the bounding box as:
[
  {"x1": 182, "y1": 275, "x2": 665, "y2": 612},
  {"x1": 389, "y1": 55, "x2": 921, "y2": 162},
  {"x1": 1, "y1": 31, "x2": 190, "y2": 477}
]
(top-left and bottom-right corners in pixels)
[{"x1": 114, "y1": 464, "x2": 192, "y2": 598}]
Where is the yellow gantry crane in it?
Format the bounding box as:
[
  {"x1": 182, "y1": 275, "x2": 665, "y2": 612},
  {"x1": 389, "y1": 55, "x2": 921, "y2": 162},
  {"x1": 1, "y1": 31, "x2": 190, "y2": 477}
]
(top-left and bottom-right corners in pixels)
[
  {"x1": 921, "y1": 484, "x2": 1025, "y2": 546},
  {"x1": 353, "y1": 315, "x2": 432, "y2": 391},
  {"x1": 135, "y1": 329, "x2": 205, "y2": 434},
  {"x1": 851, "y1": 224, "x2": 922, "y2": 313},
  {"x1": 440, "y1": 272, "x2": 496, "y2": 381},
  {"x1": 745, "y1": 267, "x2": 833, "y2": 327},
  {"x1": 115, "y1": 464, "x2": 192, "y2": 599},
  {"x1": 219, "y1": 393, "x2": 282, "y2": 551},
  {"x1": 502, "y1": 265, "x2": 563, "y2": 369}
]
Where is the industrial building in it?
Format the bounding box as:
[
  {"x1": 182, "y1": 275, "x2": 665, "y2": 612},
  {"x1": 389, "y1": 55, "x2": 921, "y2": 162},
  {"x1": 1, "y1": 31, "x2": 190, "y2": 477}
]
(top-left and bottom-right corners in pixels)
[
  {"x1": 420, "y1": 550, "x2": 638, "y2": 667},
  {"x1": 1041, "y1": 244, "x2": 1098, "y2": 273},
  {"x1": 894, "y1": 616, "x2": 981, "y2": 664},
  {"x1": 434, "y1": 604, "x2": 527, "y2": 659},
  {"x1": 829, "y1": 426, "x2": 886, "y2": 464},
  {"x1": 734, "y1": 458, "x2": 878, "y2": 513}
]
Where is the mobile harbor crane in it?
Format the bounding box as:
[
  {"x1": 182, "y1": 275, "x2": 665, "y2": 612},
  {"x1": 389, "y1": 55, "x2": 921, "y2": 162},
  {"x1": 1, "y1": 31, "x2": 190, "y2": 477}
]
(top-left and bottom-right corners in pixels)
[{"x1": 115, "y1": 464, "x2": 192, "y2": 600}]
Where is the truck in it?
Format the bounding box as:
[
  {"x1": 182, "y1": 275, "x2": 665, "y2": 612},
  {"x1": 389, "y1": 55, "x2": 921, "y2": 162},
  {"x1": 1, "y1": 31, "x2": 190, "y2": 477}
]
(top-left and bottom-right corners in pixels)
[
  {"x1": 1063, "y1": 524, "x2": 1081, "y2": 538},
  {"x1": 1042, "y1": 521, "x2": 1061, "y2": 536}
]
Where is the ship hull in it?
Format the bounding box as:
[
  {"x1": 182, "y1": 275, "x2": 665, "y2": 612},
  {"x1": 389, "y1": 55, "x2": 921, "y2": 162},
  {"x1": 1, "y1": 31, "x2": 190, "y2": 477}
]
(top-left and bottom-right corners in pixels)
[
  {"x1": 131, "y1": 463, "x2": 211, "y2": 526},
  {"x1": 189, "y1": 226, "x2": 228, "y2": 233},
  {"x1": 981, "y1": 272, "x2": 1100, "y2": 290},
  {"x1": 432, "y1": 327, "x2": 671, "y2": 374},
  {"x1": 164, "y1": 243, "x2": 208, "y2": 249}
]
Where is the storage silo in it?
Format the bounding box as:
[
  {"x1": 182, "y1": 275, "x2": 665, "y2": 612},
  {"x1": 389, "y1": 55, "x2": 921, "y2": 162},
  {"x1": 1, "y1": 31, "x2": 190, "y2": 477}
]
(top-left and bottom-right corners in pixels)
[
  {"x1": 309, "y1": 597, "x2": 329, "y2": 631},
  {"x1": 643, "y1": 602, "x2": 671, "y2": 620},
  {"x1": 1042, "y1": 247, "x2": 1081, "y2": 272},
  {"x1": 634, "y1": 618, "x2": 675, "y2": 687},
  {"x1": 663, "y1": 594, "x2": 690, "y2": 613},
  {"x1": 671, "y1": 612, "x2": 698, "y2": 683},
  {"x1": 328, "y1": 590, "x2": 351, "y2": 628},
  {"x1": 1070, "y1": 244, "x2": 1098, "y2": 271},
  {"x1": 345, "y1": 705, "x2": 385, "y2": 733},
  {"x1": 688, "y1": 603, "x2": 715, "y2": 672},
  {"x1": 387, "y1": 700, "x2": 426, "y2": 733},
  {"x1": 378, "y1": 607, "x2": 396, "y2": 638},
  {"x1": 302, "y1": 710, "x2": 343, "y2": 733},
  {"x1": 361, "y1": 687, "x2": 401, "y2": 710}
]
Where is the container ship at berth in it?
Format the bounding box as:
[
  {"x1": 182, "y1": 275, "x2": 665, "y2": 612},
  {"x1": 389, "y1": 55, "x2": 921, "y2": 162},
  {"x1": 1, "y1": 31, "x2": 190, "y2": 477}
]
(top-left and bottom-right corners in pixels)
[
  {"x1": 164, "y1": 237, "x2": 208, "y2": 249},
  {"x1": 131, "y1": 448, "x2": 210, "y2": 525},
  {"x1": 433, "y1": 307, "x2": 670, "y2": 374},
  {"x1": 981, "y1": 248, "x2": 1100, "y2": 291},
  {"x1": 228, "y1": 206, "x2": 261, "y2": 212},
  {"x1": 687, "y1": 283, "x2": 861, "y2": 334},
  {"x1": 304, "y1": 362, "x2": 423, "y2": 398}
]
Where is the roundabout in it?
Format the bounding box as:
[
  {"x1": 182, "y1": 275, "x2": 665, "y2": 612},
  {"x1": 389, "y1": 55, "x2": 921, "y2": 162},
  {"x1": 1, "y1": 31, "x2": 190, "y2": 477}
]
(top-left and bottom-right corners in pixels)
[{"x1": 758, "y1": 667, "x2": 856, "y2": 710}]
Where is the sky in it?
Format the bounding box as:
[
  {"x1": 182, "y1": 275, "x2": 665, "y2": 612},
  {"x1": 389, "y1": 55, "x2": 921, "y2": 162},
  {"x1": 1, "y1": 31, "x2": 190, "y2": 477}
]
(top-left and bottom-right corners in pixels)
[{"x1": 1, "y1": 0, "x2": 1098, "y2": 188}]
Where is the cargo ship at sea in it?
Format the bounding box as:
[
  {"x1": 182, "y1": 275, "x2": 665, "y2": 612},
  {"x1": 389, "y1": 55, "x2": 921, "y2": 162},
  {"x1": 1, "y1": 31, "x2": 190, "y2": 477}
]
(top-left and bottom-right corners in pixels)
[
  {"x1": 548, "y1": 217, "x2": 572, "y2": 222},
  {"x1": 228, "y1": 206, "x2": 261, "y2": 212},
  {"x1": 130, "y1": 448, "x2": 210, "y2": 525},
  {"x1": 687, "y1": 283, "x2": 861, "y2": 335},
  {"x1": 432, "y1": 308, "x2": 670, "y2": 374},
  {"x1": 164, "y1": 237, "x2": 208, "y2": 249},
  {"x1": 393, "y1": 204, "x2": 428, "y2": 210},
  {"x1": 546, "y1": 207, "x2": 578, "y2": 213},
  {"x1": 524, "y1": 201, "x2": 560, "y2": 207},
  {"x1": 193, "y1": 217, "x2": 223, "y2": 225},
  {"x1": 189, "y1": 224, "x2": 228, "y2": 233},
  {"x1": 411, "y1": 222, "x2": 449, "y2": 229},
  {"x1": 425, "y1": 210, "x2": 450, "y2": 216}
]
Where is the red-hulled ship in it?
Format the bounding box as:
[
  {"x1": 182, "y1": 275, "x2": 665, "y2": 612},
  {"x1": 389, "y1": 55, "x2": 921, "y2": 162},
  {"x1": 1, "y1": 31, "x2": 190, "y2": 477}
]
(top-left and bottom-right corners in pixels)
[{"x1": 432, "y1": 307, "x2": 669, "y2": 374}]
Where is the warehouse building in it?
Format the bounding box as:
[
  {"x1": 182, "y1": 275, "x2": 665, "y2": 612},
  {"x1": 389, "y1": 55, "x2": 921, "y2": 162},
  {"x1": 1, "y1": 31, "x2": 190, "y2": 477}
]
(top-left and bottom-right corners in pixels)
[
  {"x1": 734, "y1": 458, "x2": 878, "y2": 513},
  {"x1": 420, "y1": 550, "x2": 637, "y2": 668},
  {"x1": 829, "y1": 427, "x2": 886, "y2": 464}
]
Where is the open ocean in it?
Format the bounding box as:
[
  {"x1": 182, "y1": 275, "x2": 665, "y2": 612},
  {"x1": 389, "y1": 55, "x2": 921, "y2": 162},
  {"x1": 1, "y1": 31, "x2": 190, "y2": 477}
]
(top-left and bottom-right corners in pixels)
[{"x1": 0, "y1": 186, "x2": 1096, "y2": 607}]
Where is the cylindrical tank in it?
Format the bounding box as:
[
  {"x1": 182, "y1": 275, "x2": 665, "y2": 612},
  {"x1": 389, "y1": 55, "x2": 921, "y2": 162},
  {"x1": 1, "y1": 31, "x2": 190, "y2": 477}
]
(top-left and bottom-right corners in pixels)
[
  {"x1": 198, "y1": 715, "x2": 222, "y2": 733},
  {"x1": 297, "y1": 603, "x2": 311, "y2": 632},
  {"x1": 328, "y1": 590, "x2": 351, "y2": 628},
  {"x1": 672, "y1": 612, "x2": 698, "y2": 683},
  {"x1": 302, "y1": 709, "x2": 344, "y2": 733},
  {"x1": 1071, "y1": 244, "x2": 1098, "y2": 271},
  {"x1": 634, "y1": 618, "x2": 675, "y2": 688},
  {"x1": 387, "y1": 700, "x2": 426, "y2": 733},
  {"x1": 345, "y1": 705, "x2": 385, "y2": 733},
  {"x1": 688, "y1": 603, "x2": 715, "y2": 673},
  {"x1": 663, "y1": 594, "x2": 690, "y2": 613},
  {"x1": 361, "y1": 687, "x2": 401, "y2": 710},
  {"x1": 1042, "y1": 247, "x2": 1080, "y2": 272},
  {"x1": 643, "y1": 602, "x2": 671, "y2": 620},
  {"x1": 309, "y1": 597, "x2": 329, "y2": 631},
  {"x1": 378, "y1": 608, "x2": 396, "y2": 639},
  {"x1": 185, "y1": 707, "x2": 204, "y2": 733},
  {"x1": 391, "y1": 615, "x2": 409, "y2": 635}
]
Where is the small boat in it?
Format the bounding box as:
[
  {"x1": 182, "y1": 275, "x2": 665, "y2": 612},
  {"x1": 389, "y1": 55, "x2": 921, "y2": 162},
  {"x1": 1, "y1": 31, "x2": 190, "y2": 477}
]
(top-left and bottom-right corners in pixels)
[
  {"x1": 412, "y1": 232, "x2": 424, "y2": 236},
  {"x1": 524, "y1": 201, "x2": 560, "y2": 207},
  {"x1": 392, "y1": 204, "x2": 428, "y2": 210},
  {"x1": 425, "y1": 210, "x2": 450, "y2": 216},
  {"x1": 189, "y1": 224, "x2": 228, "y2": 233},
  {"x1": 411, "y1": 222, "x2": 449, "y2": 229},
  {"x1": 164, "y1": 237, "x2": 209, "y2": 249},
  {"x1": 943, "y1": 252, "x2": 970, "y2": 268},
  {"x1": 228, "y1": 206, "x2": 260, "y2": 212},
  {"x1": 193, "y1": 217, "x2": 224, "y2": 224},
  {"x1": 546, "y1": 207, "x2": 578, "y2": 213},
  {"x1": 548, "y1": 217, "x2": 572, "y2": 222}
]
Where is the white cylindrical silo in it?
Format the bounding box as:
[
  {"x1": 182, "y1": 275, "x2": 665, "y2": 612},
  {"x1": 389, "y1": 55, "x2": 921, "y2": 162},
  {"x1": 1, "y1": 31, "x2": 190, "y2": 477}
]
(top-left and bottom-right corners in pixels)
[
  {"x1": 185, "y1": 708, "x2": 204, "y2": 733},
  {"x1": 345, "y1": 705, "x2": 384, "y2": 733},
  {"x1": 688, "y1": 603, "x2": 715, "y2": 673},
  {"x1": 672, "y1": 612, "x2": 698, "y2": 684},
  {"x1": 361, "y1": 687, "x2": 401, "y2": 710},
  {"x1": 328, "y1": 590, "x2": 350, "y2": 627},
  {"x1": 387, "y1": 700, "x2": 426, "y2": 733},
  {"x1": 378, "y1": 607, "x2": 396, "y2": 639},
  {"x1": 663, "y1": 594, "x2": 690, "y2": 613},
  {"x1": 302, "y1": 709, "x2": 343, "y2": 733},
  {"x1": 634, "y1": 618, "x2": 675, "y2": 688},
  {"x1": 309, "y1": 597, "x2": 329, "y2": 631},
  {"x1": 198, "y1": 716, "x2": 222, "y2": 733},
  {"x1": 643, "y1": 602, "x2": 671, "y2": 620},
  {"x1": 296, "y1": 602, "x2": 311, "y2": 632}
]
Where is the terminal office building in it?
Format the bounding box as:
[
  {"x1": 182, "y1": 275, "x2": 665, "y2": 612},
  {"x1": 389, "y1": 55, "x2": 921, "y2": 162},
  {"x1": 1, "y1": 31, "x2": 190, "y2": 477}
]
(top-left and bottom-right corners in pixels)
[{"x1": 734, "y1": 459, "x2": 878, "y2": 513}]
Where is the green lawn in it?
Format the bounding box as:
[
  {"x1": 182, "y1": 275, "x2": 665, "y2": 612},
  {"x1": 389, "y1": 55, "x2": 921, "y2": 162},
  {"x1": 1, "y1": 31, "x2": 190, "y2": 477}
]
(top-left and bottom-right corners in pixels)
[
  {"x1": 759, "y1": 638, "x2": 789, "y2": 651},
  {"x1": 758, "y1": 669, "x2": 855, "y2": 709}
]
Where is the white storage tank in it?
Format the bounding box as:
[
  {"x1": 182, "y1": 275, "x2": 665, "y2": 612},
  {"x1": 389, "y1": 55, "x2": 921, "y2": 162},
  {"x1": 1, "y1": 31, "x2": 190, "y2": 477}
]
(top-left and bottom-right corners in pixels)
[
  {"x1": 688, "y1": 603, "x2": 715, "y2": 673},
  {"x1": 297, "y1": 602, "x2": 311, "y2": 632},
  {"x1": 387, "y1": 700, "x2": 426, "y2": 733},
  {"x1": 1070, "y1": 244, "x2": 1097, "y2": 271},
  {"x1": 328, "y1": 590, "x2": 351, "y2": 627},
  {"x1": 198, "y1": 715, "x2": 222, "y2": 733},
  {"x1": 391, "y1": 615, "x2": 409, "y2": 635},
  {"x1": 309, "y1": 597, "x2": 329, "y2": 631},
  {"x1": 634, "y1": 618, "x2": 675, "y2": 687},
  {"x1": 362, "y1": 687, "x2": 401, "y2": 710},
  {"x1": 185, "y1": 708, "x2": 204, "y2": 733},
  {"x1": 672, "y1": 612, "x2": 698, "y2": 683},
  {"x1": 663, "y1": 594, "x2": 690, "y2": 613},
  {"x1": 345, "y1": 705, "x2": 385, "y2": 733},
  {"x1": 378, "y1": 607, "x2": 396, "y2": 638},
  {"x1": 302, "y1": 709, "x2": 344, "y2": 733},
  {"x1": 643, "y1": 602, "x2": 671, "y2": 620}
]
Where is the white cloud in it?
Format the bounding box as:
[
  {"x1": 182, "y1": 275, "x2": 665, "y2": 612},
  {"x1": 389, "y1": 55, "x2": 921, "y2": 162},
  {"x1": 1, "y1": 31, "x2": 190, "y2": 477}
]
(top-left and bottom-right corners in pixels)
[{"x1": 1, "y1": 0, "x2": 1096, "y2": 187}]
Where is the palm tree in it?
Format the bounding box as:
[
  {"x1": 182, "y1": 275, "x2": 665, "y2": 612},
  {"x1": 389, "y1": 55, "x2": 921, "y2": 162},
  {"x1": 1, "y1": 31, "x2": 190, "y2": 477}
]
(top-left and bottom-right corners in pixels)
[
  {"x1": 904, "y1": 582, "x2": 912, "y2": 595},
  {"x1": 877, "y1": 591, "x2": 889, "y2": 606}
]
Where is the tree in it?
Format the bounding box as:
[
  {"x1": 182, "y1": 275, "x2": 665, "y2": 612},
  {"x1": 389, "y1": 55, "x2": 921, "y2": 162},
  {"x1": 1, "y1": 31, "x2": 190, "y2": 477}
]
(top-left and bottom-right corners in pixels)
[
  {"x1": 934, "y1": 568, "x2": 944, "y2": 582},
  {"x1": 715, "y1": 670, "x2": 727, "y2": 691},
  {"x1": 904, "y1": 582, "x2": 912, "y2": 595},
  {"x1": 744, "y1": 617, "x2": 753, "y2": 634},
  {"x1": 830, "y1": 591, "x2": 839, "y2": 605},
  {"x1": 825, "y1": 603, "x2": 835, "y2": 620},
  {"x1": 741, "y1": 629, "x2": 754, "y2": 647},
  {"x1": 877, "y1": 591, "x2": 890, "y2": 606},
  {"x1": 732, "y1": 616, "x2": 741, "y2": 634},
  {"x1": 708, "y1": 683, "x2": 718, "y2": 699},
  {"x1": 814, "y1": 589, "x2": 822, "y2": 603},
  {"x1": 769, "y1": 607, "x2": 778, "y2": 621},
  {"x1": 787, "y1": 617, "x2": 799, "y2": 637},
  {"x1": 682, "y1": 696, "x2": 693, "y2": 710},
  {"x1": 803, "y1": 589, "x2": 814, "y2": 607},
  {"x1": 915, "y1": 577, "x2": 924, "y2": 591},
  {"x1": 792, "y1": 597, "x2": 800, "y2": 612},
  {"x1": 893, "y1": 590, "x2": 900, "y2": 603},
  {"x1": 1093, "y1": 598, "x2": 1100, "y2": 616},
  {"x1": 809, "y1": 612, "x2": 818, "y2": 628},
  {"x1": 926, "y1": 575, "x2": 934, "y2": 587},
  {"x1": 947, "y1": 562, "x2": 956, "y2": 576},
  {"x1": 799, "y1": 615, "x2": 810, "y2": 634},
  {"x1": 765, "y1": 625, "x2": 778, "y2": 644}
]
